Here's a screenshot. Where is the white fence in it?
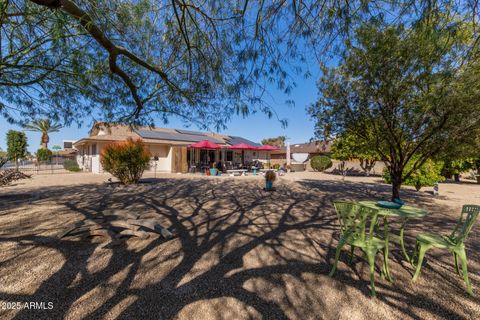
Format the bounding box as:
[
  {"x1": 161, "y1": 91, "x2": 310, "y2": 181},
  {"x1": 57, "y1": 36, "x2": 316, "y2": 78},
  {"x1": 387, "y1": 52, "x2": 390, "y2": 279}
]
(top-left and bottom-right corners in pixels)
[{"x1": 0, "y1": 160, "x2": 81, "y2": 175}]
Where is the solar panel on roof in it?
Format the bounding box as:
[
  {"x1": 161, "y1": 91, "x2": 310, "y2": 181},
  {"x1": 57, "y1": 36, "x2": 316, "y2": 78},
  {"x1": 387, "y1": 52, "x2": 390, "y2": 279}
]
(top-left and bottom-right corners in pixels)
[
  {"x1": 175, "y1": 129, "x2": 207, "y2": 136},
  {"x1": 227, "y1": 136, "x2": 261, "y2": 147},
  {"x1": 135, "y1": 130, "x2": 223, "y2": 143}
]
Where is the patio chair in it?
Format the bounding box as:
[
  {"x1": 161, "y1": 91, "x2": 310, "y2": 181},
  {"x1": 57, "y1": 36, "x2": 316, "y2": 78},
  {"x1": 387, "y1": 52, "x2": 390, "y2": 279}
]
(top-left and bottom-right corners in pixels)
[
  {"x1": 329, "y1": 201, "x2": 388, "y2": 297},
  {"x1": 412, "y1": 205, "x2": 480, "y2": 295}
]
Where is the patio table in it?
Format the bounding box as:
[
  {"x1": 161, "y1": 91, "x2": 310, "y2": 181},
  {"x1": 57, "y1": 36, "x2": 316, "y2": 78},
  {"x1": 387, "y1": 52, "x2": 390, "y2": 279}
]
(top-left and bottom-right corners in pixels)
[
  {"x1": 227, "y1": 169, "x2": 248, "y2": 176},
  {"x1": 358, "y1": 201, "x2": 427, "y2": 280}
]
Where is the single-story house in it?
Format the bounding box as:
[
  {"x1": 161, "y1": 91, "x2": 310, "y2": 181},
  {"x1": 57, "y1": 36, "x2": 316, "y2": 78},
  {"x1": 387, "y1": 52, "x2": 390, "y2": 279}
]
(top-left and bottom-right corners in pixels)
[
  {"x1": 269, "y1": 140, "x2": 387, "y2": 174},
  {"x1": 73, "y1": 123, "x2": 267, "y2": 174}
]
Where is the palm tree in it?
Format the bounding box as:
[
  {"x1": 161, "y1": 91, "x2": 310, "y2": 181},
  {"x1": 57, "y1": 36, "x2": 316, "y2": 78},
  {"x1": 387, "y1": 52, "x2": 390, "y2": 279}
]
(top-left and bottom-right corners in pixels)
[{"x1": 24, "y1": 120, "x2": 62, "y2": 149}]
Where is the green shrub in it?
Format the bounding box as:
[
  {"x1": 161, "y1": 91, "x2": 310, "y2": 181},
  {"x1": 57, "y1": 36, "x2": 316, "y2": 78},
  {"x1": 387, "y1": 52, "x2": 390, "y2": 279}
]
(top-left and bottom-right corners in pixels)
[
  {"x1": 0, "y1": 157, "x2": 7, "y2": 169},
  {"x1": 310, "y1": 155, "x2": 333, "y2": 172},
  {"x1": 63, "y1": 159, "x2": 81, "y2": 172},
  {"x1": 383, "y1": 159, "x2": 444, "y2": 191},
  {"x1": 272, "y1": 163, "x2": 281, "y2": 170},
  {"x1": 36, "y1": 148, "x2": 52, "y2": 162},
  {"x1": 101, "y1": 138, "x2": 150, "y2": 184},
  {"x1": 441, "y1": 160, "x2": 471, "y2": 180}
]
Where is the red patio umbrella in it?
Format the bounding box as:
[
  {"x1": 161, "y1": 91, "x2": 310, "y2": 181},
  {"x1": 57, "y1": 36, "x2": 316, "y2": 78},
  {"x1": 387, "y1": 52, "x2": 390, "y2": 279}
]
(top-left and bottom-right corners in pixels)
[
  {"x1": 187, "y1": 140, "x2": 222, "y2": 173},
  {"x1": 226, "y1": 143, "x2": 258, "y2": 167},
  {"x1": 187, "y1": 140, "x2": 222, "y2": 149}
]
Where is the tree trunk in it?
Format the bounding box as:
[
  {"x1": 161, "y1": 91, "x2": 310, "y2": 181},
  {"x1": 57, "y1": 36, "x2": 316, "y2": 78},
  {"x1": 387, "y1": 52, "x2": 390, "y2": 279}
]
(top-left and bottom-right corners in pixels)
[
  {"x1": 390, "y1": 169, "x2": 403, "y2": 201},
  {"x1": 360, "y1": 158, "x2": 376, "y2": 177},
  {"x1": 415, "y1": 182, "x2": 422, "y2": 191},
  {"x1": 41, "y1": 132, "x2": 49, "y2": 149},
  {"x1": 339, "y1": 161, "x2": 346, "y2": 181},
  {"x1": 392, "y1": 180, "x2": 401, "y2": 200},
  {"x1": 453, "y1": 173, "x2": 460, "y2": 182},
  {"x1": 15, "y1": 157, "x2": 19, "y2": 171}
]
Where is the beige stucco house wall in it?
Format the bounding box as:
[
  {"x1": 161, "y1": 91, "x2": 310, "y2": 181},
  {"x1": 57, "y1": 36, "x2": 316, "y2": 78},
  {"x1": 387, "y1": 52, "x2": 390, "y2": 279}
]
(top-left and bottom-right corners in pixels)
[{"x1": 74, "y1": 123, "x2": 266, "y2": 174}]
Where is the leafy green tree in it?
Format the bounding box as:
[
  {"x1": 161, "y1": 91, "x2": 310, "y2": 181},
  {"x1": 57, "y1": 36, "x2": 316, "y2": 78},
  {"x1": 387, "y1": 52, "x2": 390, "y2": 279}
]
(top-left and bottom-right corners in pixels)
[
  {"x1": 439, "y1": 129, "x2": 480, "y2": 183},
  {"x1": 24, "y1": 120, "x2": 62, "y2": 149},
  {"x1": 442, "y1": 160, "x2": 471, "y2": 182},
  {"x1": 384, "y1": 159, "x2": 444, "y2": 191},
  {"x1": 331, "y1": 130, "x2": 379, "y2": 176},
  {"x1": 36, "y1": 148, "x2": 53, "y2": 163},
  {"x1": 0, "y1": 147, "x2": 7, "y2": 158},
  {"x1": 6, "y1": 130, "x2": 28, "y2": 170},
  {"x1": 308, "y1": 16, "x2": 480, "y2": 200},
  {"x1": 330, "y1": 135, "x2": 353, "y2": 179},
  {"x1": 261, "y1": 136, "x2": 286, "y2": 148}
]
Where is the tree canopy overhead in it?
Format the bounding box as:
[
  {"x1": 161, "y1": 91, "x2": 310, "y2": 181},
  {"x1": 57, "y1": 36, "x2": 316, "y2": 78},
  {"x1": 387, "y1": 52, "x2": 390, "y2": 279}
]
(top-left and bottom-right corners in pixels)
[
  {"x1": 4, "y1": 1, "x2": 476, "y2": 129},
  {"x1": 0, "y1": 0, "x2": 361, "y2": 128},
  {"x1": 308, "y1": 12, "x2": 480, "y2": 199},
  {"x1": 261, "y1": 136, "x2": 286, "y2": 147}
]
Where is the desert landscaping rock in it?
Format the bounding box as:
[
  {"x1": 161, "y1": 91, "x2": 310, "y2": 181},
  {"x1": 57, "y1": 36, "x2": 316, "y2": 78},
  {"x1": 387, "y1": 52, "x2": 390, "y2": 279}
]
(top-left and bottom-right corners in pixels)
[{"x1": 0, "y1": 172, "x2": 479, "y2": 319}]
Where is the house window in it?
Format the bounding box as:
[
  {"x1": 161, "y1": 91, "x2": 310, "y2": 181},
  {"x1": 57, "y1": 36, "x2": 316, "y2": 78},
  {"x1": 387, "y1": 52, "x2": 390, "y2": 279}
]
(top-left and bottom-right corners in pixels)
[
  {"x1": 226, "y1": 151, "x2": 233, "y2": 161},
  {"x1": 64, "y1": 141, "x2": 73, "y2": 149},
  {"x1": 92, "y1": 144, "x2": 97, "y2": 155}
]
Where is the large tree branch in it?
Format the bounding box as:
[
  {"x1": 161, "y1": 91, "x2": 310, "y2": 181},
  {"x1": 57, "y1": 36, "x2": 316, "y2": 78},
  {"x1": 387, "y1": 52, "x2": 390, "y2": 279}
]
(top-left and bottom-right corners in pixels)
[
  {"x1": 28, "y1": 0, "x2": 184, "y2": 118},
  {"x1": 403, "y1": 111, "x2": 450, "y2": 166}
]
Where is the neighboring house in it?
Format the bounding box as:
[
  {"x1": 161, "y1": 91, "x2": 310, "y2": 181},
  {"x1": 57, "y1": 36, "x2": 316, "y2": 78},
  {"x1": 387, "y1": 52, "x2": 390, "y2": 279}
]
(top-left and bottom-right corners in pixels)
[
  {"x1": 56, "y1": 140, "x2": 77, "y2": 160},
  {"x1": 63, "y1": 140, "x2": 76, "y2": 150},
  {"x1": 74, "y1": 123, "x2": 265, "y2": 174},
  {"x1": 270, "y1": 141, "x2": 331, "y2": 167},
  {"x1": 270, "y1": 140, "x2": 387, "y2": 174}
]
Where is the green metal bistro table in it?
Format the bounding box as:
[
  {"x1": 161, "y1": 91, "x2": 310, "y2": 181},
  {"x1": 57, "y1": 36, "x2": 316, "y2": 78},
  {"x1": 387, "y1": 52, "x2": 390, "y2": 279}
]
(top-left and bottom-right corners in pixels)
[{"x1": 359, "y1": 201, "x2": 427, "y2": 280}]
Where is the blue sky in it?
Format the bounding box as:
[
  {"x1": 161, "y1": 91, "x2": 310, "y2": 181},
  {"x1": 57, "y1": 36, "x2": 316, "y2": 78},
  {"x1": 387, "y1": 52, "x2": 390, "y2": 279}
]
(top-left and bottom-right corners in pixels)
[{"x1": 0, "y1": 69, "x2": 320, "y2": 153}]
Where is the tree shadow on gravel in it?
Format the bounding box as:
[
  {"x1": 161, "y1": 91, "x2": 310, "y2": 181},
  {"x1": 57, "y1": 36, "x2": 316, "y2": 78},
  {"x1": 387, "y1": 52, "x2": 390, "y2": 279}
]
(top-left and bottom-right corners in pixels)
[{"x1": 0, "y1": 177, "x2": 478, "y2": 319}]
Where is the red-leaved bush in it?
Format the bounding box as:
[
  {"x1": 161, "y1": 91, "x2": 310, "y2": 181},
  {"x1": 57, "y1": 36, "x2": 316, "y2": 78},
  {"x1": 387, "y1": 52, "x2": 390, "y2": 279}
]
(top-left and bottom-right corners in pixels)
[{"x1": 101, "y1": 138, "x2": 150, "y2": 184}]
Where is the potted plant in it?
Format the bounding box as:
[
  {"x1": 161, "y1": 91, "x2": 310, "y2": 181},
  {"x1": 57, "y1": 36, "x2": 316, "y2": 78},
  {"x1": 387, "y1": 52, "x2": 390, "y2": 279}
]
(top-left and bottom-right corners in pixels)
[
  {"x1": 265, "y1": 170, "x2": 276, "y2": 190},
  {"x1": 209, "y1": 163, "x2": 218, "y2": 176}
]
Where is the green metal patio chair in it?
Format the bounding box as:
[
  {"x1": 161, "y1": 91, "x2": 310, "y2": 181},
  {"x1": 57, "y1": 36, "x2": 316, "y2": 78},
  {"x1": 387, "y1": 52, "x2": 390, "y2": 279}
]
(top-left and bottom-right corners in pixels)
[
  {"x1": 412, "y1": 205, "x2": 480, "y2": 295},
  {"x1": 329, "y1": 201, "x2": 387, "y2": 297}
]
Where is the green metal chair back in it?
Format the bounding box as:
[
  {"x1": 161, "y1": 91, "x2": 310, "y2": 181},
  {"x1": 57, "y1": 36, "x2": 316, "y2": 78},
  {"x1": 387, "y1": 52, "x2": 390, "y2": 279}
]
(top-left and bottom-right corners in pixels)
[
  {"x1": 332, "y1": 201, "x2": 359, "y2": 235},
  {"x1": 448, "y1": 205, "x2": 480, "y2": 244},
  {"x1": 333, "y1": 201, "x2": 379, "y2": 243}
]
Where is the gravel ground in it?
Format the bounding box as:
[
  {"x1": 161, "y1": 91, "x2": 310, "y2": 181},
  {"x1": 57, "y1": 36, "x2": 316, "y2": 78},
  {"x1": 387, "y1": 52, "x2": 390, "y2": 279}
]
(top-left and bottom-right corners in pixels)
[{"x1": 0, "y1": 172, "x2": 479, "y2": 319}]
